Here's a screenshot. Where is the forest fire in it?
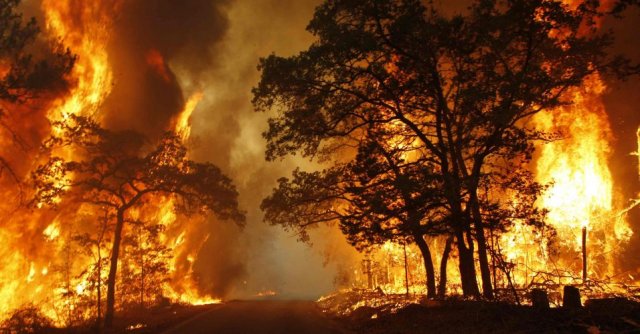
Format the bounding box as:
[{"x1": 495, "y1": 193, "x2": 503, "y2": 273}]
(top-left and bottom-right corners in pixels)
[
  {"x1": 0, "y1": 0, "x2": 239, "y2": 330},
  {"x1": 1, "y1": 0, "x2": 639, "y2": 333},
  {"x1": 468, "y1": 71, "x2": 637, "y2": 304}
]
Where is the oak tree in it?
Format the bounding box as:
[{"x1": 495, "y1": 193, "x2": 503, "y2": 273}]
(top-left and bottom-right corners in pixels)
[{"x1": 254, "y1": 0, "x2": 633, "y2": 298}]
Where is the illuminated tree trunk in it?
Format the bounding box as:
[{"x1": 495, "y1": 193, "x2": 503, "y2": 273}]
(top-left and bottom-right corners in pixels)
[
  {"x1": 582, "y1": 227, "x2": 587, "y2": 283},
  {"x1": 104, "y1": 209, "x2": 125, "y2": 328},
  {"x1": 438, "y1": 236, "x2": 453, "y2": 298},
  {"x1": 413, "y1": 234, "x2": 436, "y2": 299}
]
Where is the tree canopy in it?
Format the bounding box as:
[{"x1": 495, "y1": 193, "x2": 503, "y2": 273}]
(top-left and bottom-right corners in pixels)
[{"x1": 255, "y1": 0, "x2": 635, "y2": 299}]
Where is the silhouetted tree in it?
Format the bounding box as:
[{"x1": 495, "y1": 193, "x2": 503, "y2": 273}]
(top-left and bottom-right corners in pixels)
[
  {"x1": 263, "y1": 134, "x2": 448, "y2": 298},
  {"x1": 33, "y1": 115, "x2": 245, "y2": 328},
  {"x1": 254, "y1": 0, "x2": 635, "y2": 298}
]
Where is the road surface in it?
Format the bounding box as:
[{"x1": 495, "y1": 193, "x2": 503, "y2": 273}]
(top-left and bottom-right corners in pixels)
[{"x1": 162, "y1": 300, "x2": 350, "y2": 334}]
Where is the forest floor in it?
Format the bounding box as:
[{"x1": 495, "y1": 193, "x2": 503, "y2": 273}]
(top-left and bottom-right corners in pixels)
[
  {"x1": 323, "y1": 293, "x2": 640, "y2": 333},
  {"x1": 26, "y1": 293, "x2": 640, "y2": 333}
]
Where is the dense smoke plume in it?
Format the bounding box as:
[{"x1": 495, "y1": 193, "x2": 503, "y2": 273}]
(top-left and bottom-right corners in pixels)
[
  {"x1": 180, "y1": 0, "x2": 362, "y2": 299},
  {"x1": 103, "y1": 0, "x2": 232, "y2": 139}
]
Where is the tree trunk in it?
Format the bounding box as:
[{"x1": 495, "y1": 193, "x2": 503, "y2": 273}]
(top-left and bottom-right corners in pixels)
[
  {"x1": 455, "y1": 229, "x2": 480, "y2": 297},
  {"x1": 104, "y1": 209, "x2": 125, "y2": 329},
  {"x1": 414, "y1": 234, "x2": 436, "y2": 299},
  {"x1": 96, "y1": 251, "x2": 102, "y2": 328},
  {"x1": 469, "y1": 192, "x2": 494, "y2": 299},
  {"x1": 447, "y1": 195, "x2": 480, "y2": 298},
  {"x1": 438, "y1": 235, "x2": 453, "y2": 298},
  {"x1": 403, "y1": 242, "x2": 409, "y2": 297},
  {"x1": 139, "y1": 226, "x2": 145, "y2": 309}
]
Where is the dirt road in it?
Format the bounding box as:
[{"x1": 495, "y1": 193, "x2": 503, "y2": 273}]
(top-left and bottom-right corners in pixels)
[{"x1": 161, "y1": 300, "x2": 350, "y2": 334}]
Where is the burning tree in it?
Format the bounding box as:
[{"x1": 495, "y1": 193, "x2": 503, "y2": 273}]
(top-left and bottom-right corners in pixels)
[
  {"x1": 0, "y1": 0, "x2": 74, "y2": 183},
  {"x1": 118, "y1": 219, "x2": 171, "y2": 309},
  {"x1": 33, "y1": 115, "x2": 245, "y2": 328},
  {"x1": 254, "y1": 0, "x2": 635, "y2": 299}
]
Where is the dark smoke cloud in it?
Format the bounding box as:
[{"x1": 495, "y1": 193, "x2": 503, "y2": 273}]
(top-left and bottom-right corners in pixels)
[
  {"x1": 114, "y1": 0, "x2": 231, "y2": 76},
  {"x1": 193, "y1": 219, "x2": 247, "y2": 297},
  {"x1": 102, "y1": 0, "x2": 231, "y2": 139}
]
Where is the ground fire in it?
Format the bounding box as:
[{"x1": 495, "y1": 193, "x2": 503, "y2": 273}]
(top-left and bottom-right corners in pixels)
[{"x1": 1, "y1": 0, "x2": 639, "y2": 333}]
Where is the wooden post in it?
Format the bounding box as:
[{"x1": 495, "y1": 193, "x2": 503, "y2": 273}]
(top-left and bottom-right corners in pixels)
[
  {"x1": 636, "y1": 127, "x2": 640, "y2": 180},
  {"x1": 530, "y1": 289, "x2": 550, "y2": 309},
  {"x1": 563, "y1": 285, "x2": 582, "y2": 308}
]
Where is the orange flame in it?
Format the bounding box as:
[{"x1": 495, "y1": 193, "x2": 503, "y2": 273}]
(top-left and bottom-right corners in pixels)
[
  {"x1": 0, "y1": 0, "x2": 220, "y2": 326},
  {"x1": 533, "y1": 73, "x2": 631, "y2": 277},
  {"x1": 175, "y1": 92, "x2": 203, "y2": 140}
]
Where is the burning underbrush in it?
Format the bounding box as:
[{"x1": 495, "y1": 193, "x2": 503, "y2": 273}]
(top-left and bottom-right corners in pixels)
[
  {"x1": 319, "y1": 288, "x2": 640, "y2": 333},
  {"x1": 0, "y1": 300, "x2": 220, "y2": 334},
  {"x1": 317, "y1": 289, "x2": 424, "y2": 318}
]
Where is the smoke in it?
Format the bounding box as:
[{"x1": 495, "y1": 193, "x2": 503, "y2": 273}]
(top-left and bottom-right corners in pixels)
[
  {"x1": 85, "y1": 0, "x2": 358, "y2": 299},
  {"x1": 98, "y1": 0, "x2": 640, "y2": 297},
  {"x1": 101, "y1": 0, "x2": 232, "y2": 139},
  {"x1": 182, "y1": 0, "x2": 363, "y2": 299},
  {"x1": 601, "y1": 6, "x2": 640, "y2": 271}
]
